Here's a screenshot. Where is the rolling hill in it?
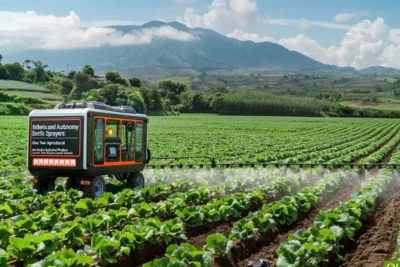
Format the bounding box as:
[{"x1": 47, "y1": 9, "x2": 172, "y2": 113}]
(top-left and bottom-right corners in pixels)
[{"x1": 0, "y1": 80, "x2": 62, "y2": 101}]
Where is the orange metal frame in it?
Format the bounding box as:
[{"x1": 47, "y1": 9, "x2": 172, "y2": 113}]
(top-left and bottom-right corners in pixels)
[
  {"x1": 92, "y1": 116, "x2": 144, "y2": 167},
  {"x1": 29, "y1": 118, "x2": 82, "y2": 158}
]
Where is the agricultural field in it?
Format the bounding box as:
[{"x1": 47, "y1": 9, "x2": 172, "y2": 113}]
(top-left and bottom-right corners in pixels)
[
  {"x1": 0, "y1": 80, "x2": 51, "y2": 93},
  {"x1": 4, "y1": 91, "x2": 62, "y2": 101},
  {"x1": 0, "y1": 80, "x2": 62, "y2": 102},
  {"x1": 1, "y1": 114, "x2": 400, "y2": 266}
]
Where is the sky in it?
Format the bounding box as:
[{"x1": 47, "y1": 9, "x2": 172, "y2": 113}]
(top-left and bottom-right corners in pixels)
[{"x1": 1, "y1": 0, "x2": 400, "y2": 69}]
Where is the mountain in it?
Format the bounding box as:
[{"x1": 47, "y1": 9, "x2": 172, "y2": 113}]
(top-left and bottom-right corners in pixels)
[
  {"x1": 6, "y1": 21, "x2": 329, "y2": 74},
  {"x1": 6, "y1": 21, "x2": 400, "y2": 79}
]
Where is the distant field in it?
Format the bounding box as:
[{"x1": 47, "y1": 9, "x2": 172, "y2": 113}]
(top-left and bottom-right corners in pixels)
[
  {"x1": 0, "y1": 80, "x2": 51, "y2": 92},
  {"x1": 4, "y1": 90, "x2": 62, "y2": 101},
  {"x1": 343, "y1": 100, "x2": 400, "y2": 111},
  {"x1": 150, "y1": 74, "x2": 397, "y2": 94}
]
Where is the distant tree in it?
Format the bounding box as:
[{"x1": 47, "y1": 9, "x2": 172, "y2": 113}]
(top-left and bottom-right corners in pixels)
[
  {"x1": 68, "y1": 70, "x2": 77, "y2": 80},
  {"x1": 105, "y1": 71, "x2": 127, "y2": 86},
  {"x1": 166, "y1": 92, "x2": 180, "y2": 105},
  {"x1": 73, "y1": 72, "x2": 89, "y2": 84},
  {"x1": 4, "y1": 63, "x2": 25, "y2": 80},
  {"x1": 190, "y1": 92, "x2": 209, "y2": 112},
  {"x1": 61, "y1": 79, "x2": 74, "y2": 95},
  {"x1": 105, "y1": 71, "x2": 120, "y2": 84},
  {"x1": 0, "y1": 54, "x2": 3, "y2": 64},
  {"x1": 100, "y1": 84, "x2": 120, "y2": 106},
  {"x1": 23, "y1": 72, "x2": 35, "y2": 83},
  {"x1": 43, "y1": 82, "x2": 62, "y2": 94},
  {"x1": 31, "y1": 60, "x2": 49, "y2": 82},
  {"x1": 158, "y1": 80, "x2": 187, "y2": 95},
  {"x1": 72, "y1": 72, "x2": 91, "y2": 99},
  {"x1": 129, "y1": 78, "x2": 142, "y2": 88},
  {"x1": 0, "y1": 66, "x2": 9, "y2": 79},
  {"x1": 82, "y1": 65, "x2": 95, "y2": 76},
  {"x1": 139, "y1": 88, "x2": 152, "y2": 110},
  {"x1": 333, "y1": 93, "x2": 342, "y2": 103},
  {"x1": 88, "y1": 78, "x2": 99, "y2": 89},
  {"x1": 210, "y1": 94, "x2": 225, "y2": 113},
  {"x1": 149, "y1": 89, "x2": 164, "y2": 111},
  {"x1": 23, "y1": 60, "x2": 31, "y2": 70}
]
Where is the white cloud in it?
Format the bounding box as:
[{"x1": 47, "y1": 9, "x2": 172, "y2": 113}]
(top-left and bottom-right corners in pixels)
[
  {"x1": 228, "y1": 18, "x2": 400, "y2": 69},
  {"x1": 229, "y1": 0, "x2": 258, "y2": 25},
  {"x1": 380, "y1": 44, "x2": 400, "y2": 68},
  {"x1": 178, "y1": 0, "x2": 258, "y2": 29},
  {"x1": 266, "y1": 18, "x2": 351, "y2": 30},
  {"x1": 334, "y1": 13, "x2": 356, "y2": 23},
  {"x1": 278, "y1": 34, "x2": 329, "y2": 62},
  {"x1": 334, "y1": 10, "x2": 370, "y2": 23},
  {"x1": 278, "y1": 18, "x2": 393, "y2": 69},
  {"x1": 0, "y1": 11, "x2": 199, "y2": 54},
  {"x1": 388, "y1": 29, "x2": 400, "y2": 44},
  {"x1": 227, "y1": 29, "x2": 276, "y2": 42}
]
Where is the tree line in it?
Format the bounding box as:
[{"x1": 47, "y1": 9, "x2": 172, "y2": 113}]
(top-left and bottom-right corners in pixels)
[
  {"x1": 0, "y1": 55, "x2": 230, "y2": 115},
  {"x1": 1, "y1": 54, "x2": 399, "y2": 118}
]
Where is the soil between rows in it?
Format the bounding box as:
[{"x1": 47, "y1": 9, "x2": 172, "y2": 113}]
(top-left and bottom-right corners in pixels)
[
  {"x1": 179, "y1": 172, "x2": 365, "y2": 267},
  {"x1": 381, "y1": 139, "x2": 400, "y2": 164},
  {"x1": 232, "y1": 172, "x2": 365, "y2": 267},
  {"x1": 185, "y1": 173, "x2": 326, "y2": 251},
  {"x1": 339, "y1": 175, "x2": 400, "y2": 267}
]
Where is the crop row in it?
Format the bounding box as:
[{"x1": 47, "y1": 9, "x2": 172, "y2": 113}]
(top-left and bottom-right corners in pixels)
[
  {"x1": 142, "y1": 169, "x2": 358, "y2": 266},
  {"x1": 276, "y1": 169, "x2": 393, "y2": 266},
  {"x1": 0, "y1": 172, "x2": 302, "y2": 246},
  {"x1": 361, "y1": 129, "x2": 400, "y2": 164},
  {"x1": 0, "y1": 168, "x2": 307, "y2": 217},
  {"x1": 0, "y1": 169, "x2": 316, "y2": 266},
  {"x1": 286, "y1": 122, "x2": 391, "y2": 163},
  {"x1": 267, "y1": 122, "x2": 388, "y2": 163},
  {"x1": 323, "y1": 124, "x2": 400, "y2": 164}
]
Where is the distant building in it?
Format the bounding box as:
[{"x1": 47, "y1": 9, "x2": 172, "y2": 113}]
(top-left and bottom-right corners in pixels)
[{"x1": 93, "y1": 74, "x2": 106, "y2": 82}]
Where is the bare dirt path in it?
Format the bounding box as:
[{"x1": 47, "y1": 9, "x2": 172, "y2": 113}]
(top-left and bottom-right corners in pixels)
[{"x1": 339, "y1": 175, "x2": 400, "y2": 267}]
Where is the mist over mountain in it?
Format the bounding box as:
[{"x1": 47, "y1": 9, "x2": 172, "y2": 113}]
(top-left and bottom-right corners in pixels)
[{"x1": 5, "y1": 21, "x2": 400, "y2": 78}]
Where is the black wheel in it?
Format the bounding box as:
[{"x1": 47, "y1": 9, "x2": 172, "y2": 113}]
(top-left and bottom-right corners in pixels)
[
  {"x1": 33, "y1": 177, "x2": 56, "y2": 195},
  {"x1": 126, "y1": 172, "x2": 145, "y2": 190},
  {"x1": 146, "y1": 148, "x2": 151, "y2": 164},
  {"x1": 82, "y1": 176, "x2": 105, "y2": 198}
]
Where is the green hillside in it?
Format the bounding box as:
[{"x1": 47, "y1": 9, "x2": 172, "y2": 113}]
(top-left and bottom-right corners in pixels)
[
  {"x1": 0, "y1": 80, "x2": 51, "y2": 92},
  {"x1": 0, "y1": 80, "x2": 62, "y2": 101}
]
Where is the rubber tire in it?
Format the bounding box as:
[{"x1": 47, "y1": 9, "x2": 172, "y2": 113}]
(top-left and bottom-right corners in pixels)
[
  {"x1": 33, "y1": 177, "x2": 56, "y2": 195},
  {"x1": 82, "y1": 176, "x2": 106, "y2": 198},
  {"x1": 126, "y1": 172, "x2": 145, "y2": 190},
  {"x1": 146, "y1": 148, "x2": 151, "y2": 164}
]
